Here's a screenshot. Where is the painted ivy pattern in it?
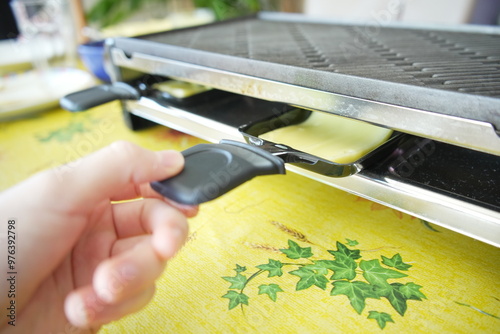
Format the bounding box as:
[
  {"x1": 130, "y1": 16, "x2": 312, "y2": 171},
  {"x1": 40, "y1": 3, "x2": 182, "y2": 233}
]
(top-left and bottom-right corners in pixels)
[{"x1": 222, "y1": 239, "x2": 426, "y2": 330}]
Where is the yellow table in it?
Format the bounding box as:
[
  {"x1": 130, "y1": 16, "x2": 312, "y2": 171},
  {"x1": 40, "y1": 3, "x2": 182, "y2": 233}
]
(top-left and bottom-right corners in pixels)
[{"x1": 1, "y1": 103, "x2": 499, "y2": 333}]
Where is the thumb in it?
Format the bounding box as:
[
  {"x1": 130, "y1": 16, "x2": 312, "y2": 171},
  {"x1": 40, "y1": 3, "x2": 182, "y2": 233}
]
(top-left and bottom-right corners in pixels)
[{"x1": 52, "y1": 141, "x2": 184, "y2": 208}]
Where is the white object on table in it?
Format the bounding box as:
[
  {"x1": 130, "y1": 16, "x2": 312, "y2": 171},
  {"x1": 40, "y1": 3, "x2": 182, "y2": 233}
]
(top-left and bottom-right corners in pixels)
[{"x1": 0, "y1": 68, "x2": 95, "y2": 121}]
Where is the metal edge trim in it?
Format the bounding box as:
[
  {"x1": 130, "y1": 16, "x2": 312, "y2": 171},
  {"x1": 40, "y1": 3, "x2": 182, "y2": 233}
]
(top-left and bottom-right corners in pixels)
[{"x1": 257, "y1": 11, "x2": 500, "y2": 35}]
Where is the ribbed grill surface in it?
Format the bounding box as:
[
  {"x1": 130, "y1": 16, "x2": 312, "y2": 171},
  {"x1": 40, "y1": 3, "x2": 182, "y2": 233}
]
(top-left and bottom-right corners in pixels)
[{"x1": 145, "y1": 20, "x2": 500, "y2": 98}]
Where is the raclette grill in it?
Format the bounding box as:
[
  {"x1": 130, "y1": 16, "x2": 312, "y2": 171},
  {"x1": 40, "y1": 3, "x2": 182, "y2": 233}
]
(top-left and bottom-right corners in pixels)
[{"x1": 61, "y1": 13, "x2": 500, "y2": 247}]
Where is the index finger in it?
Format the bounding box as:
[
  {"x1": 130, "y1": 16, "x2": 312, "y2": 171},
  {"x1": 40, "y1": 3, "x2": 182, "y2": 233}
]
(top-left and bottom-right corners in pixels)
[
  {"x1": 110, "y1": 182, "x2": 199, "y2": 218},
  {"x1": 53, "y1": 141, "x2": 184, "y2": 211}
]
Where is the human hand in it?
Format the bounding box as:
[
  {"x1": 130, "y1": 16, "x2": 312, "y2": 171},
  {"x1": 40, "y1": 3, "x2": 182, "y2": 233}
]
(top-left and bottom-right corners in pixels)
[{"x1": 0, "y1": 141, "x2": 197, "y2": 333}]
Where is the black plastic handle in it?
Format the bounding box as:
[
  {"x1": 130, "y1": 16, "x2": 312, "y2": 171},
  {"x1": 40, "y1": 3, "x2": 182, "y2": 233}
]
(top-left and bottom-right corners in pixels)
[
  {"x1": 151, "y1": 140, "x2": 285, "y2": 205},
  {"x1": 60, "y1": 82, "x2": 140, "y2": 111}
]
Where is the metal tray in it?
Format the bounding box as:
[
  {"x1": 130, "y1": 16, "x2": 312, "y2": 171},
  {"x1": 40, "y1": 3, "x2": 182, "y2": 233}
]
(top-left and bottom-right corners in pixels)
[
  {"x1": 119, "y1": 83, "x2": 499, "y2": 247},
  {"x1": 238, "y1": 107, "x2": 403, "y2": 177}
]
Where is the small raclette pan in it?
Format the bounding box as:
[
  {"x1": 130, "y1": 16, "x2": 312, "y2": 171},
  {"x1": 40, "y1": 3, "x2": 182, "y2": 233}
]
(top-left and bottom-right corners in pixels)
[{"x1": 151, "y1": 109, "x2": 403, "y2": 205}]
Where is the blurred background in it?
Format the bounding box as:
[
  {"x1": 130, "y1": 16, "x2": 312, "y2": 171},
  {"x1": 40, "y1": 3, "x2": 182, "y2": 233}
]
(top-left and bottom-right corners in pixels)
[
  {"x1": 1, "y1": 0, "x2": 499, "y2": 120},
  {"x1": 2, "y1": 0, "x2": 500, "y2": 42}
]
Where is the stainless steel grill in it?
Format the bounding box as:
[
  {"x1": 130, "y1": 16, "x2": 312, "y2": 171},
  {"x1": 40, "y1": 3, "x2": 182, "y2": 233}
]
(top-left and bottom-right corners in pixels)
[
  {"x1": 94, "y1": 13, "x2": 500, "y2": 246},
  {"x1": 111, "y1": 14, "x2": 500, "y2": 157}
]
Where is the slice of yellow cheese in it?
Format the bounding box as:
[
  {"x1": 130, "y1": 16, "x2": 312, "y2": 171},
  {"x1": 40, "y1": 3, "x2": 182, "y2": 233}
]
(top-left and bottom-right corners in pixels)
[
  {"x1": 152, "y1": 80, "x2": 211, "y2": 98},
  {"x1": 260, "y1": 111, "x2": 392, "y2": 163}
]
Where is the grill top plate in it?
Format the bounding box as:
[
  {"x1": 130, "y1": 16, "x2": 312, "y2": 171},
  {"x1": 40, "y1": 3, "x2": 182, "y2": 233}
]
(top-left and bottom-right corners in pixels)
[
  {"x1": 144, "y1": 18, "x2": 500, "y2": 100},
  {"x1": 111, "y1": 13, "x2": 500, "y2": 154}
]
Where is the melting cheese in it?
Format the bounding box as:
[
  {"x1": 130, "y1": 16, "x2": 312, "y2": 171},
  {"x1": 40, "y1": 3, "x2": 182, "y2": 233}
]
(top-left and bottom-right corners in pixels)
[{"x1": 260, "y1": 111, "x2": 392, "y2": 163}]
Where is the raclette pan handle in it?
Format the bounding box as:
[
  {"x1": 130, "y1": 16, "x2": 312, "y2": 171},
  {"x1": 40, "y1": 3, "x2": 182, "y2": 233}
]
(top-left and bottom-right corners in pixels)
[
  {"x1": 60, "y1": 83, "x2": 140, "y2": 112},
  {"x1": 151, "y1": 140, "x2": 285, "y2": 205}
]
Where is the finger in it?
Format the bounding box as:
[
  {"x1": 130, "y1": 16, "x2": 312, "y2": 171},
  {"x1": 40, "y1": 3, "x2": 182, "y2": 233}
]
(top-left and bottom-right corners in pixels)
[
  {"x1": 139, "y1": 182, "x2": 200, "y2": 218},
  {"x1": 110, "y1": 235, "x2": 148, "y2": 256},
  {"x1": 65, "y1": 284, "x2": 155, "y2": 328},
  {"x1": 109, "y1": 181, "x2": 164, "y2": 202},
  {"x1": 52, "y1": 141, "x2": 184, "y2": 208},
  {"x1": 93, "y1": 239, "x2": 167, "y2": 304},
  {"x1": 161, "y1": 196, "x2": 200, "y2": 218},
  {"x1": 111, "y1": 198, "x2": 189, "y2": 258},
  {"x1": 120, "y1": 183, "x2": 200, "y2": 218}
]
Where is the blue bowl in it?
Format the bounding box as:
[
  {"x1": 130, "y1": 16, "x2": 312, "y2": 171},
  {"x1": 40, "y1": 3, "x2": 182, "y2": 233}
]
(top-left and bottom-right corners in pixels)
[{"x1": 77, "y1": 40, "x2": 111, "y2": 82}]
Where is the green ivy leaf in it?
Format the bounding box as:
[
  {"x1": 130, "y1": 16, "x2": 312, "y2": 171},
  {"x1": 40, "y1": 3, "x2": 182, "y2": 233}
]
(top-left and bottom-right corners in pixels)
[
  {"x1": 384, "y1": 286, "x2": 408, "y2": 316},
  {"x1": 372, "y1": 284, "x2": 392, "y2": 298},
  {"x1": 373, "y1": 283, "x2": 409, "y2": 316},
  {"x1": 234, "y1": 264, "x2": 247, "y2": 273},
  {"x1": 289, "y1": 267, "x2": 329, "y2": 291},
  {"x1": 346, "y1": 238, "x2": 359, "y2": 247},
  {"x1": 222, "y1": 290, "x2": 249, "y2": 310},
  {"x1": 313, "y1": 259, "x2": 357, "y2": 280},
  {"x1": 258, "y1": 284, "x2": 284, "y2": 302},
  {"x1": 280, "y1": 240, "x2": 313, "y2": 259},
  {"x1": 330, "y1": 281, "x2": 380, "y2": 314},
  {"x1": 37, "y1": 122, "x2": 86, "y2": 143},
  {"x1": 256, "y1": 259, "x2": 284, "y2": 277},
  {"x1": 302, "y1": 262, "x2": 329, "y2": 275},
  {"x1": 222, "y1": 273, "x2": 247, "y2": 290},
  {"x1": 381, "y1": 253, "x2": 412, "y2": 271},
  {"x1": 367, "y1": 311, "x2": 394, "y2": 329},
  {"x1": 328, "y1": 241, "x2": 361, "y2": 260},
  {"x1": 360, "y1": 259, "x2": 407, "y2": 287},
  {"x1": 394, "y1": 282, "x2": 427, "y2": 301}
]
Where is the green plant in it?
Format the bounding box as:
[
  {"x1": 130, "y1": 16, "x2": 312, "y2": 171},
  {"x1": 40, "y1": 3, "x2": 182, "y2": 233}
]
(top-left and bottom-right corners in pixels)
[
  {"x1": 86, "y1": 0, "x2": 262, "y2": 28},
  {"x1": 86, "y1": 0, "x2": 166, "y2": 28},
  {"x1": 222, "y1": 239, "x2": 426, "y2": 330},
  {"x1": 193, "y1": 0, "x2": 261, "y2": 20}
]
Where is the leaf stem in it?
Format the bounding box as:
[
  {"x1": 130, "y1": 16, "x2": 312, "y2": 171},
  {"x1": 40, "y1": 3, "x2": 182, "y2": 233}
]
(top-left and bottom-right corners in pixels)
[
  {"x1": 239, "y1": 263, "x2": 309, "y2": 293},
  {"x1": 241, "y1": 269, "x2": 264, "y2": 293}
]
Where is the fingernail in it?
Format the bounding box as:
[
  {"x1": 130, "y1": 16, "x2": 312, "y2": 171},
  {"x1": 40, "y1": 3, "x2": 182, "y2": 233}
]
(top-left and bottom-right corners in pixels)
[
  {"x1": 96, "y1": 262, "x2": 137, "y2": 303},
  {"x1": 119, "y1": 262, "x2": 137, "y2": 281},
  {"x1": 96, "y1": 287, "x2": 114, "y2": 304},
  {"x1": 154, "y1": 225, "x2": 186, "y2": 259},
  {"x1": 65, "y1": 293, "x2": 89, "y2": 328},
  {"x1": 159, "y1": 150, "x2": 183, "y2": 168}
]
